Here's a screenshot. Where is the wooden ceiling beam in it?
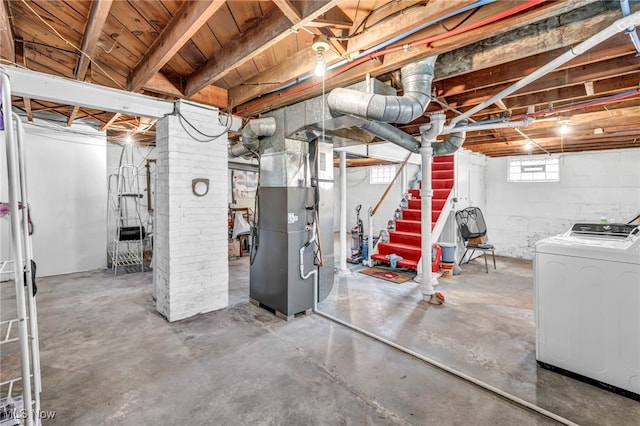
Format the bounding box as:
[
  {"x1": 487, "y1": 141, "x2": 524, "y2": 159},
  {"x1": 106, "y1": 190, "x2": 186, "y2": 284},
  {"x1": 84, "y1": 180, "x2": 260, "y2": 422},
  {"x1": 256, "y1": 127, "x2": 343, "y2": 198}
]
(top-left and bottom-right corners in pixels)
[
  {"x1": 272, "y1": 0, "x2": 302, "y2": 24},
  {"x1": 345, "y1": 0, "x2": 475, "y2": 55},
  {"x1": 67, "y1": 106, "x2": 80, "y2": 127},
  {"x1": 128, "y1": 0, "x2": 226, "y2": 92},
  {"x1": 441, "y1": 55, "x2": 640, "y2": 110},
  {"x1": 100, "y1": 113, "x2": 120, "y2": 132},
  {"x1": 500, "y1": 73, "x2": 640, "y2": 111},
  {"x1": 233, "y1": 0, "x2": 607, "y2": 115},
  {"x1": 435, "y1": 32, "x2": 634, "y2": 96},
  {"x1": 142, "y1": 72, "x2": 183, "y2": 98},
  {"x1": 185, "y1": 0, "x2": 342, "y2": 97},
  {"x1": 0, "y1": 0, "x2": 14, "y2": 61},
  {"x1": 75, "y1": 0, "x2": 112, "y2": 81},
  {"x1": 14, "y1": 40, "x2": 32, "y2": 121},
  {"x1": 68, "y1": 0, "x2": 112, "y2": 127}
]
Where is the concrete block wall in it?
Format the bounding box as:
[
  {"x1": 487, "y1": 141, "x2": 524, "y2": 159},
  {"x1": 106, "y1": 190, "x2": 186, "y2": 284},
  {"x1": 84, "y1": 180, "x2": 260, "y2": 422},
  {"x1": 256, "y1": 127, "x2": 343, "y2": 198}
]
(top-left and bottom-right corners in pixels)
[
  {"x1": 486, "y1": 149, "x2": 640, "y2": 259},
  {"x1": 155, "y1": 101, "x2": 228, "y2": 321},
  {"x1": 440, "y1": 149, "x2": 489, "y2": 252}
]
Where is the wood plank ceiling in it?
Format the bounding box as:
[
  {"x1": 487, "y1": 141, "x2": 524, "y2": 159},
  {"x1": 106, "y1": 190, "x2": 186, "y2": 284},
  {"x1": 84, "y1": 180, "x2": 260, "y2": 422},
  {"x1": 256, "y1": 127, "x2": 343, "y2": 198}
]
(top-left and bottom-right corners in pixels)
[{"x1": 1, "y1": 0, "x2": 639, "y2": 157}]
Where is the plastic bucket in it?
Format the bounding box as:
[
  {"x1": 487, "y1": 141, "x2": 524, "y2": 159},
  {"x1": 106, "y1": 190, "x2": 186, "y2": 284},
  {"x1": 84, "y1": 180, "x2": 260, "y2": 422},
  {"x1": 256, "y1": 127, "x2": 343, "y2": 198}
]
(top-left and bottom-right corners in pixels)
[{"x1": 439, "y1": 242, "x2": 456, "y2": 263}]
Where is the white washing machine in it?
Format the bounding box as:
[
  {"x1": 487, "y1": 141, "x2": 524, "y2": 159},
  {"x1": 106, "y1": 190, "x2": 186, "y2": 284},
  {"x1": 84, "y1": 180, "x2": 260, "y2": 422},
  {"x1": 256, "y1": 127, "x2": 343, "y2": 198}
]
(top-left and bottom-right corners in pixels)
[{"x1": 535, "y1": 222, "x2": 640, "y2": 399}]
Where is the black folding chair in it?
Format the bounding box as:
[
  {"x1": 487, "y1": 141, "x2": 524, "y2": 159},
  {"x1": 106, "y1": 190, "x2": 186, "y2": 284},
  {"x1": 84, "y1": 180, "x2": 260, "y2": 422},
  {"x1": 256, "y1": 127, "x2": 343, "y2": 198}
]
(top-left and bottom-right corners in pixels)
[{"x1": 455, "y1": 207, "x2": 496, "y2": 273}]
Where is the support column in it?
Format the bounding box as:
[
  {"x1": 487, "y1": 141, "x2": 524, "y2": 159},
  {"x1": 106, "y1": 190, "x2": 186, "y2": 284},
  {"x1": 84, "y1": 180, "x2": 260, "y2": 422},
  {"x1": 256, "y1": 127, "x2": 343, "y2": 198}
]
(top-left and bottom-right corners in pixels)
[
  {"x1": 338, "y1": 150, "x2": 349, "y2": 274},
  {"x1": 155, "y1": 100, "x2": 229, "y2": 321},
  {"x1": 419, "y1": 112, "x2": 446, "y2": 303},
  {"x1": 420, "y1": 139, "x2": 436, "y2": 297}
]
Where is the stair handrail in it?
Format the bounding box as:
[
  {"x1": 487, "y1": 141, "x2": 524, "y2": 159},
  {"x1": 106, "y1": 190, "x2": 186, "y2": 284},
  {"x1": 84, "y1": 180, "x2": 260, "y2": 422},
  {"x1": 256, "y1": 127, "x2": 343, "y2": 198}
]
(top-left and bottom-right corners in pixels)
[{"x1": 365, "y1": 151, "x2": 412, "y2": 266}]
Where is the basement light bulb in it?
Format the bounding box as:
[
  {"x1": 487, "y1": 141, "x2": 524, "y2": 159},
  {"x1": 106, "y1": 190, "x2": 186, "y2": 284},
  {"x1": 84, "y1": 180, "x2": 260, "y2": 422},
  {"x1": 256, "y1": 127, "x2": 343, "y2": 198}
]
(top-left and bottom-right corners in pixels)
[
  {"x1": 559, "y1": 122, "x2": 570, "y2": 135},
  {"x1": 314, "y1": 59, "x2": 326, "y2": 77},
  {"x1": 524, "y1": 140, "x2": 532, "y2": 151},
  {"x1": 126, "y1": 134, "x2": 132, "y2": 144}
]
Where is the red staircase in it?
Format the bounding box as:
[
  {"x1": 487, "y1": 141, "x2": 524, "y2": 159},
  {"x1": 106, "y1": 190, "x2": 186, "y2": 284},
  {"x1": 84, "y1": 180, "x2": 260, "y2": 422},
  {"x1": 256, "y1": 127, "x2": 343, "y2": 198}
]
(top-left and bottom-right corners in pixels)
[{"x1": 372, "y1": 155, "x2": 455, "y2": 270}]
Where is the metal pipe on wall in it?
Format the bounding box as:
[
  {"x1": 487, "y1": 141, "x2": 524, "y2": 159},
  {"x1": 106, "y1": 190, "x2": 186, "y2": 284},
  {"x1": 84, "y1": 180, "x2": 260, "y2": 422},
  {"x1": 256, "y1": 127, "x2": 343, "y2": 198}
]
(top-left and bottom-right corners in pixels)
[
  {"x1": 448, "y1": 9, "x2": 640, "y2": 127},
  {"x1": 620, "y1": 0, "x2": 640, "y2": 54}
]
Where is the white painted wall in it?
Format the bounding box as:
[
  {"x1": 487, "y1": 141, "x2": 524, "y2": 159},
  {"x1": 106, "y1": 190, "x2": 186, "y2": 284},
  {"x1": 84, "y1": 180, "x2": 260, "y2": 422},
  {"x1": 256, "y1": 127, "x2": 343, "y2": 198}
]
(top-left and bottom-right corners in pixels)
[
  {"x1": 1, "y1": 114, "x2": 107, "y2": 277},
  {"x1": 486, "y1": 149, "x2": 640, "y2": 259},
  {"x1": 440, "y1": 149, "x2": 489, "y2": 251}
]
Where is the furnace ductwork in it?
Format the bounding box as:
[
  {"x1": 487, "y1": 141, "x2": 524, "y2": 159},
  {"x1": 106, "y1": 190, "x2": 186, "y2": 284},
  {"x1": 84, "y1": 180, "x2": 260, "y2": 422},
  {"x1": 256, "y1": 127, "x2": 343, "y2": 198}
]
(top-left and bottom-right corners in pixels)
[
  {"x1": 433, "y1": 132, "x2": 465, "y2": 156},
  {"x1": 328, "y1": 55, "x2": 437, "y2": 124},
  {"x1": 228, "y1": 117, "x2": 277, "y2": 158},
  {"x1": 328, "y1": 55, "x2": 466, "y2": 156},
  {"x1": 361, "y1": 121, "x2": 420, "y2": 153}
]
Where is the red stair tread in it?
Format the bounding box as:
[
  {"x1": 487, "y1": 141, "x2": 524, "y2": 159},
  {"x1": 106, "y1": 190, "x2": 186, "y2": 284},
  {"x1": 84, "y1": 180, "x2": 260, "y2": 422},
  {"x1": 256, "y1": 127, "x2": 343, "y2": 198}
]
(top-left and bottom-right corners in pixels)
[
  {"x1": 408, "y1": 199, "x2": 421, "y2": 209},
  {"x1": 432, "y1": 162, "x2": 453, "y2": 171},
  {"x1": 402, "y1": 209, "x2": 421, "y2": 221},
  {"x1": 376, "y1": 242, "x2": 422, "y2": 258},
  {"x1": 389, "y1": 231, "x2": 421, "y2": 245},
  {"x1": 433, "y1": 170, "x2": 454, "y2": 179}
]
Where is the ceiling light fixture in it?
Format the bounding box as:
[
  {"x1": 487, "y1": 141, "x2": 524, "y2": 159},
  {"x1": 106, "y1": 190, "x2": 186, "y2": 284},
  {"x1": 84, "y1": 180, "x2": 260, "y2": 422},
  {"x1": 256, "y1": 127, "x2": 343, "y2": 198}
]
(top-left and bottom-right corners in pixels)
[
  {"x1": 311, "y1": 35, "x2": 330, "y2": 77},
  {"x1": 559, "y1": 120, "x2": 571, "y2": 135},
  {"x1": 524, "y1": 140, "x2": 532, "y2": 151}
]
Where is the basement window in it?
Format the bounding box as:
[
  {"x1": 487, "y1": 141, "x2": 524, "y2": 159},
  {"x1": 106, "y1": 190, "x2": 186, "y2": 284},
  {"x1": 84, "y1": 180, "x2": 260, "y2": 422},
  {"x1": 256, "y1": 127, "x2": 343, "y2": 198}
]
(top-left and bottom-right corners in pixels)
[
  {"x1": 508, "y1": 157, "x2": 560, "y2": 182},
  {"x1": 370, "y1": 164, "x2": 397, "y2": 184}
]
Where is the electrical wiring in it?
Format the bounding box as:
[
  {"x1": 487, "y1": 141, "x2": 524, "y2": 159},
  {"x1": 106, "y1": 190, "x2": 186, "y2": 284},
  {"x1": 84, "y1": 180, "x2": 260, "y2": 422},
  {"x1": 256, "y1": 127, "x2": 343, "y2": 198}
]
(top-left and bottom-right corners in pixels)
[
  {"x1": 511, "y1": 88, "x2": 640, "y2": 120},
  {"x1": 332, "y1": 1, "x2": 430, "y2": 41},
  {"x1": 439, "y1": 6, "x2": 482, "y2": 31},
  {"x1": 176, "y1": 108, "x2": 235, "y2": 143},
  {"x1": 236, "y1": 0, "x2": 542, "y2": 116},
  {"x1": 19, "y1": 0, "x2": 124, "y2": 89}
]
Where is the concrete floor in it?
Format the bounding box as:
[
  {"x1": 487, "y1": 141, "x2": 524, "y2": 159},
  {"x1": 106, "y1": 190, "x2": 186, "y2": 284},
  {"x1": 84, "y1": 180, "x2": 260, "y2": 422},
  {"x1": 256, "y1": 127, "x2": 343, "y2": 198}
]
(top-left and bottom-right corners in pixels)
[{"x1": 1, "y1": 255, "x2": 638, "y2": 425}]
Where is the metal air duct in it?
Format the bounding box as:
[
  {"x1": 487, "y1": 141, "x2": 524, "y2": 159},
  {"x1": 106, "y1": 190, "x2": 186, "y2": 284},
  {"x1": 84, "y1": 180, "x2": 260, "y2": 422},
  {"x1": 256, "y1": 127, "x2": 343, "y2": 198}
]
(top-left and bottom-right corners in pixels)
[
  {"x1": 228, "y1": 117, "x2": 277, "y2": 158},
  {"x1": 328, "y1": 56, "x2": 437, "y2": 124}
]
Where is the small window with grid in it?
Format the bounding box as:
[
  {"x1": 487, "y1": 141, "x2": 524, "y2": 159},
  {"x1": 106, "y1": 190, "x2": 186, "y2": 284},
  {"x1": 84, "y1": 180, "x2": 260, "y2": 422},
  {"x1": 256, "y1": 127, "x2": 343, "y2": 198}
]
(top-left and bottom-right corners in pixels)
[
  {"x1": 508, "y1": 157, "x2": 559, "y2": 182},
  {"x1": 370, "y1": 164, "x2": 397, "y2": 184}
]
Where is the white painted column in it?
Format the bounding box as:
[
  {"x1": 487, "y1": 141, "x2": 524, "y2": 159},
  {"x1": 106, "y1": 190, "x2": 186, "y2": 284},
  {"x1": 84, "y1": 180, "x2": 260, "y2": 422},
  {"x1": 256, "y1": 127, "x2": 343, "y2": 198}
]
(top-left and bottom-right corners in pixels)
[
  {"x1": 155, "y1": 100, "x2": 229, "y2": 321},
  {"x1": 420, "y1": 139, "x2": 436, "y2": 297},
  {"x1": 418, "y1": 113, "x2": 445, "y2": 301},
  {"x1": 338, "y1": 151, "x2": 349, "y2": 273}
]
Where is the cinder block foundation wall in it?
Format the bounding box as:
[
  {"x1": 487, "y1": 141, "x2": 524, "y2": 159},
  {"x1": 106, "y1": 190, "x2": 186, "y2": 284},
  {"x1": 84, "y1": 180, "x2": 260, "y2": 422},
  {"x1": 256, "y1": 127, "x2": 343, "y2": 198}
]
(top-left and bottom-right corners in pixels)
[
  {"x1": 486, "y1": 149, "x2": 640, "y2": 259},
  {"x1": 155, "y1": 101, "x2": 229, "y2": 322}
]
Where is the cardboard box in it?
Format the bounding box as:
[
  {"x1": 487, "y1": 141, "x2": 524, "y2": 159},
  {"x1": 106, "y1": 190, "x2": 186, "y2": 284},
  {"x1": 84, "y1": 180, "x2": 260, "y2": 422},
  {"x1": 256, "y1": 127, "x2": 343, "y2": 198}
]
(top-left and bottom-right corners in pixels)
[
  {"x1": 467, "y1": 235, "x2": 488, "y2": 246},
  {"x1": 228, "y1": 239, "x2": 241, "y2": 257}
]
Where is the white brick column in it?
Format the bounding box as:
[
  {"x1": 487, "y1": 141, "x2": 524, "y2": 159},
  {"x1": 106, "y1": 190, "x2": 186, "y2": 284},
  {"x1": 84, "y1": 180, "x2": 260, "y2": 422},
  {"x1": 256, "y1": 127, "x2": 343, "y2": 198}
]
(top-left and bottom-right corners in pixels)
[{"x1": 155, "y1": 100, "x2": 228, "y2": 321}]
